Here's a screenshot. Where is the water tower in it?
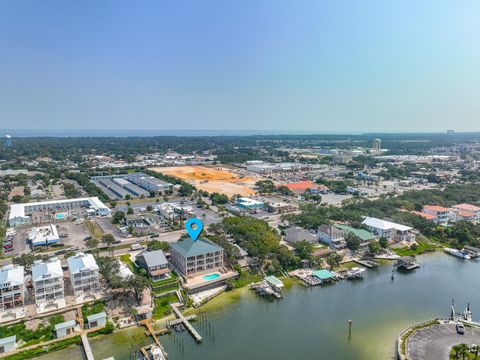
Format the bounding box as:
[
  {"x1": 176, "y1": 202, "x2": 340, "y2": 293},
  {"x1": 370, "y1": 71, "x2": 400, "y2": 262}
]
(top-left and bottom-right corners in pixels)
[
  {"x1": 372, "y1": 138, "x2": 381, "y2": 155},
  {"x1": 5, "y1": 135, "x2": 12, "y2": 147}
]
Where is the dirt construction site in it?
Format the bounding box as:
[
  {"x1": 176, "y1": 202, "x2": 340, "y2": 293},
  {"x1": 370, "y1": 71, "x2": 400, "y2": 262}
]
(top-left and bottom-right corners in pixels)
[{"x1": 150, "y1": 165, "x2": 257, "y2": 196}]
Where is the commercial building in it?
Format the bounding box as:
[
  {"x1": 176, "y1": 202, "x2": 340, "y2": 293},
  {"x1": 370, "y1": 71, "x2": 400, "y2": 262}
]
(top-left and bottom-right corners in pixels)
[
  {"x1": 246, "y1": 161, "x2": 319, "y2": 174},
  {"x1": 265, "y1": 202, "x2": 296, "y2": 214},
  {"x1": 127, "y1": 172, "x2": 173, "y2": 194},
  {"x1": 158, "y1": 202, "x2": 194, "y2": 220},
  {"x1": 28, "y1": 224, "x2": 59, "y2": 246},
  {"x1": 277, "y1": 181, "x2": 329, "y2": 195},
  {"x1": 169, "y1": 238, "x2": 224, "y2": 277},
  {"x1": 362, "y1": 217, "x2": 415, "y2": 243},
  {"x1": 136, "y1": 249, "x2": 171, "y2": 281},
  {"x1": 236, "y1": 197, "x2": 264, "y2": 210},
  {"x1": 31, "y1": 258, "x2": 65, "y2": 305},
  {"x1": 8, "y1": 197, "x2": 111, "y2": 227},
  {"x1": 0, "y1": 265, "x2": 25, "y2": 313},
  {"x1": 67, "y1": 253, "x2": 100, "y2": 296}
]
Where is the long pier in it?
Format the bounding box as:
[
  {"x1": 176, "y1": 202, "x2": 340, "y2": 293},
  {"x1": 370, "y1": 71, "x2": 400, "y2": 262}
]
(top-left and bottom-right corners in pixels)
[
  {"x1": 81, "y1": 333, "x2": 95, "y2": 360},
  {"x1": 170, "y1": 304, "x2": 202, "y2": 342}
]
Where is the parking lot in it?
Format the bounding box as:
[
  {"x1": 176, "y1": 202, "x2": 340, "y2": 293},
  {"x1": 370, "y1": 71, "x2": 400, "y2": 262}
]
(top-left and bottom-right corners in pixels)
[
  {"x1": 407, "y1": 323, "x2": 480, "y2": 360},
  {"x1": 8, "y1": 221, "x2": 91, "y2": 256}
]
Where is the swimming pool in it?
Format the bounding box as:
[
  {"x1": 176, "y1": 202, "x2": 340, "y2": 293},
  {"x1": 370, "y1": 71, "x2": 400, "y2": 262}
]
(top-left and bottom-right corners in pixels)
[
  {"x1": 55, "y1": 213, "x2": 66, "y2": 219},
  {"x1": 203, "y1": 273, "x2": 220, "y2": 281}
]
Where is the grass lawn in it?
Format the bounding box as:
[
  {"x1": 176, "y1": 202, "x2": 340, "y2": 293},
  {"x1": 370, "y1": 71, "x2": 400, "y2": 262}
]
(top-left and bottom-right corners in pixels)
[
  {"x1": 393, "y1": 240, "x2": 439, "y2": 257},
  {"x1": 233, "y1": 272, "x2": 262, "y2": 289},
  {"x1": 153, "y1": 294, "x2": 178, "y2": 319},
  {"x1": 85, "y1": 220, "x2": 103, "y2": 240}
]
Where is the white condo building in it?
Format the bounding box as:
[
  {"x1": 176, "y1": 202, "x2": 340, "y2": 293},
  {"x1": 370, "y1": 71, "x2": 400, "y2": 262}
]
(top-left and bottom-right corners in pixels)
[
  {"x1": 0, "y1": 265, "x2": 25, "y2": 313},
  {"x1": 362, "y1": 217, "x2": 416, "y2": 243},
  {"x1": 31, "y1": 258, "x2": 64, "y2": 305},
  {"x1": 67, "y1": 253, "x2": 100, "y2": 296}
]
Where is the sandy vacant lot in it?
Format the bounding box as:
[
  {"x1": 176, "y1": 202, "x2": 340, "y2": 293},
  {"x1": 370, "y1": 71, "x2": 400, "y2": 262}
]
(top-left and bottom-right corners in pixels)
[{"x1": 150, "y1": 166, "x2": 257, "y2": 196}]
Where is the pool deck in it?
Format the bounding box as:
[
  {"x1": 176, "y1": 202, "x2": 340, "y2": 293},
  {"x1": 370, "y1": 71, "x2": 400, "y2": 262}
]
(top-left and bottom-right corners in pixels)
[{"x1": 184, "y1": 269, "x2": 238, "y2": 291}]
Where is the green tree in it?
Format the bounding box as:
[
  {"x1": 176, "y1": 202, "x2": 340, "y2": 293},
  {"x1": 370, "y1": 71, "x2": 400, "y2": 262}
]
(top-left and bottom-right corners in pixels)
[
  {"x1": 368, "y1": 240, "x2": 381, "y2": 255},
  {"x1": 379, "y1": 237, "x2": 389, "y2": 249},
  {"x1": 112, "y1": 211, "x2": 125, "y2": 224},
  {"x1": 326, "y1": 253, "x2": 343, "y2": 269},
  {"x1": 255, "y1": 180, "x2": 275, "y2": 194},
  {"x1": 346, "y1": 233, "x2": 361, "y2": 251},
  {"x1": 101, "y1": 233, "x2": 116, "y2": 255},
  {"x1": 293, "y1": 240, "x2": 314, "y2": 260},
  {"x1": 127, "y1": 207, "x2": 134, "y2": 215}
]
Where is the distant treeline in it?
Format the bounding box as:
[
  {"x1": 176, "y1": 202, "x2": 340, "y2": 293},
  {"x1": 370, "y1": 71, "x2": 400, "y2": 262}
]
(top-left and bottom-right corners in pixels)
[{"x1": 2, "y1": 133, "x2": 480, "y2": 161}]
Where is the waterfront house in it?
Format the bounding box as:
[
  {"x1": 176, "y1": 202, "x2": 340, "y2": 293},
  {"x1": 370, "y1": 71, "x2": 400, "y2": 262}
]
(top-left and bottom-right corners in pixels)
[
  {"x1": 136, "y1": 249, "x2": 170, "y2": 281},
  {"x1": 362, "y1": 217, "x2": 415, "y2": 243},
  {"x1": 452, "y1": 204, "x2": 480, "y2": 222},
  {"x1": 87, "y1": 312, "x2": 107, "y2": 328},
  {"x1": 318, "y1": 225, "x2": 346, "y2": 249},
  {"x1": 31, "y1": 258, "x2": 64, "y2": 305},
  {"x1": 332, "y1": 224, "x2": 376, "y2": 247},
  {"x1": 55, "y1": 320, "x2": 76, "y2": 338},
  {"x1": 422, "y1": 205, "x2": 454, "y2": 225},
  {"x1": 0, "y1": 265, "x2": 25, "y2": 313},
  {"x1": 67, "y1": 253, "x2": 100, "y2": 296},
  {"x1": 0, "y1": 335, "x2": 16, "y2": 353},
  {"x1": 284, "y1": 226, "x2": 318, "y2": 245},
  {"x1": 169, "y1": 238, "x2": 223, "y2": 277}
]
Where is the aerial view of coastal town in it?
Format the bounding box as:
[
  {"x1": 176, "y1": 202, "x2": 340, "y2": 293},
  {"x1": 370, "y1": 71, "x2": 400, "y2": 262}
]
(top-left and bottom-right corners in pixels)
[{"x1": 1, "y1": 1, "x2": 480, "y2": 360}]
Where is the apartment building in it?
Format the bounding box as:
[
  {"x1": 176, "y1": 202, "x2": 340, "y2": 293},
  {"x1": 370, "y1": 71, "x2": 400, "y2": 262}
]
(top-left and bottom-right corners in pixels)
[
  {"x1": 362, "y1": 217, "x2": 416, "y2": 242},
  {"x1": 31, "y1": 258, "x2": 64, "y2": 304},
  {"x1": 169, "y1": 238, "x2": 224, "y2": 277},
  {"x1": 0, "y1": 265, "x2": 25, "y2": 313},
  {"x1": 67, "y1": 253, "x2": 100, "y2": 296}
]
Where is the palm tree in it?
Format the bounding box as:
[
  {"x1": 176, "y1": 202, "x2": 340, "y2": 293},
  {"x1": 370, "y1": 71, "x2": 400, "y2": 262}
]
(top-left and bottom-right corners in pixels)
[
  {"x1": 452, "y1": 344, "x2": 461, "y2": 359},
  {"x1": 473, "y1": 344, "x2": 479, "y2": 360},
  {"x1": 458, "y1": 343, "x2": 470, "y2": 360}
]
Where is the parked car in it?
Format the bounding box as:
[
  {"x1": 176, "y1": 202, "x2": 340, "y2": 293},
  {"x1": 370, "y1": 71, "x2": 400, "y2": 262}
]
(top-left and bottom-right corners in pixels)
[{"x1": 456, "y1": 322, "x2": 465, "y2": 335}]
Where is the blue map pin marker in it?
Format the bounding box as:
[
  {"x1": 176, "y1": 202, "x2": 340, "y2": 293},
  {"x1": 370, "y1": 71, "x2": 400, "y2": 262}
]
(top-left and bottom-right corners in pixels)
[{"x1": 185, "y1": 218, "x2": 203, "y2": 241}]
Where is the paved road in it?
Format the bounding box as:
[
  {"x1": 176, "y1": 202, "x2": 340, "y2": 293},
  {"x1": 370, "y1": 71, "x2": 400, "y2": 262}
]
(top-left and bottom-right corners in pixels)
[{"x1": 408, "y1": 323, "x2": 480, "y2": 360}]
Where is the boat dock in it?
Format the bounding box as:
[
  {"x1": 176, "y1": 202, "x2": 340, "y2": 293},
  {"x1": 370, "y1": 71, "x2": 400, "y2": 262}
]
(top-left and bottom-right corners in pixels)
[
  {"x1": 170, "y1": 304, "x2": 202, "y2": 342},
  {"x1": 353, "y1": 259, "x2": 379, "y2": 268},
  {"x1": 140, "y1": 320, "x2": 169, "y2": 358},
  {"x1": 395, "y1": 256, "x2": 420, "y2": 271},
  {"x1": 80, "y1": 333, "x2": 95, "y2": 360}
]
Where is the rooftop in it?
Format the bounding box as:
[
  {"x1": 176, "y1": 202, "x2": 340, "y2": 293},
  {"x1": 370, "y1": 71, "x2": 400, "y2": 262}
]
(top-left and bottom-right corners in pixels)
[
  {"x1": 137, "y1": 249, "x2": 168, "y2": 268},
  {"x1": 87, "y1": 312, "x2": 107, "y2": 322},
  {"x1": 170, "y1": 237, "x2": 223, "y2": 258},
  {"x1": 54, "y1": 320, "x2": 76, "y2": 331},
  {"x1": 362, "y1": 217, "x2": 412, "y2": 232},
  {"x1": 0, "y1": 265, "x2": 24, "y2": 286},
  {"x1": 313, "y1": 269, "x2": 336, "y2": 280},
  {"x1": 32, "y1": 258, "x2": 63, "y2": 282},
  {"x1": 67, "y1": 253, "x2": 99, "y2": 274},
  {"x1": 453, "y1": 203, "x2": 480, "y2": 212},
  {"x1": 333, "y1": 223, "x2": 376, "y2": 241}
]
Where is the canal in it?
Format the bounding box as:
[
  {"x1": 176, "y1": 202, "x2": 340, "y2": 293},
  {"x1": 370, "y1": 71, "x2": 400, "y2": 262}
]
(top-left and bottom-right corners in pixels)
[{"x1": 40, "y1": 253, "x2": 480, "y2": 360}]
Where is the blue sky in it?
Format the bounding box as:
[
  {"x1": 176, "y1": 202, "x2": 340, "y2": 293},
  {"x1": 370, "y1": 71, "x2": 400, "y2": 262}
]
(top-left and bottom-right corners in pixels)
[{"x1": 1, "y1": 0, "x2": 480, "y2": 132}]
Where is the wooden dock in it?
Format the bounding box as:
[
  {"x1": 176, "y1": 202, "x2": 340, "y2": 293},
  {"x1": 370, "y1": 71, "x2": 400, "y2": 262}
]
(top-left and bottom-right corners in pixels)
[
  {"x1": 353, "y1": 259, "x2": 378, "y2": 268},
  {"x1": 170, "y1": 304, "x2": 202, "y2": 342},
  {"x1": 140, "y1": 320, "x2": 168, "y2": 358},
  {"x1": 80, "y1": 333, "x2": 95, "y2": 360}
]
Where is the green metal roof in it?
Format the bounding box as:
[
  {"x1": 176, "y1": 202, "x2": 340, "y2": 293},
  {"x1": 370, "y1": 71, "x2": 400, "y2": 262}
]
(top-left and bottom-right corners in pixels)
[
  {"x1": 265, "y1": 275, "x2": 283, "y2": 287},
  {"x1": 313, "y1": 269, "x2": 336, "y2": 280},
  {"x1": 333, "y1": 224, "x2": 376, "y2": 241},
  {"x1": 169, "y1": 237, "x2": 223, "y2": 258}
]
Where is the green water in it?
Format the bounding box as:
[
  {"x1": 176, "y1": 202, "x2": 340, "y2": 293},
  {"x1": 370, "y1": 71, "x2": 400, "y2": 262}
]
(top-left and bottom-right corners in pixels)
[{"x1": 39, "y1": 253, "x2": 480, "y2": 359}]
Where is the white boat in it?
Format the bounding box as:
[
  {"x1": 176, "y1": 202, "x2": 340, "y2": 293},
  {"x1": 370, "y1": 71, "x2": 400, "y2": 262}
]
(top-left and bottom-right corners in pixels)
[
  {"x1": 444, "y1": 247, "x2": 471, "y2": 260},
  {"x1": 150, "y1": 345, "x2": 166, "y2": 360},
  {"x1": 346, "y1": 267, "x2": 366, "y2": 279}
]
